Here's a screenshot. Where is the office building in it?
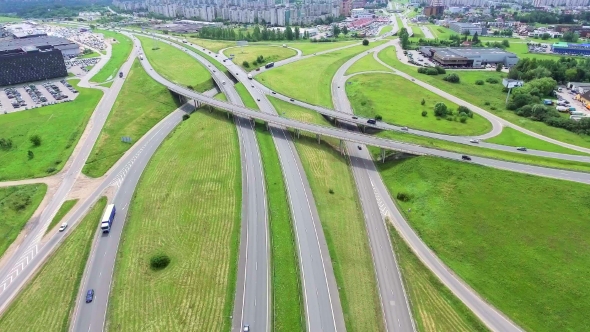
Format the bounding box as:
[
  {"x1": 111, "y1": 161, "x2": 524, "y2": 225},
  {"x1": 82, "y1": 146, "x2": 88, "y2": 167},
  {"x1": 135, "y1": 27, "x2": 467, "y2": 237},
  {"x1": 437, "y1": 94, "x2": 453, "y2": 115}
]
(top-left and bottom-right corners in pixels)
[{"x1": 449, "y1": 22, "x2": 482, "y2": 35}]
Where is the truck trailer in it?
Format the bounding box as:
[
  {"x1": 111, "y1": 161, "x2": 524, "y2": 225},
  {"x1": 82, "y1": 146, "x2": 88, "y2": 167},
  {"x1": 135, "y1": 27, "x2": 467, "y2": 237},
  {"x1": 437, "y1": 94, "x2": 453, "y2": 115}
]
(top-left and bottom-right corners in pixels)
[{"x1": 100, "y1": 204, "x2": 116, "y2": 233}]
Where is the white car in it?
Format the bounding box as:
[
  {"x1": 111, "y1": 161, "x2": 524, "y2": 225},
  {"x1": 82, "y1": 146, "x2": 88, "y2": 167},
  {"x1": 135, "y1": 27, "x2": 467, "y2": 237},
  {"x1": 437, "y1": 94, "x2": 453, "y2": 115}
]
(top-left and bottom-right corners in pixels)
[
  {"x1": 59, "y1": 222, "x2": 68, "y2": 232},
  {"x1": 469, "y1": 139, "x2": 480, "y2": 144}
]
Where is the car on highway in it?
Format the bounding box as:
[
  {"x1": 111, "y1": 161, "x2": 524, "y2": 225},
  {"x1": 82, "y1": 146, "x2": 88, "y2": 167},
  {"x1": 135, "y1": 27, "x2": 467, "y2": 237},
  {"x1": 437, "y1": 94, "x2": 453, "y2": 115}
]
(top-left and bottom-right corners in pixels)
[
  {"x1": 271, "y1": 91, "x2": 276, "y2": 94},
  {"x1": 461, "y1": 155, "x2": 472, "y2": 161},
  {"x1": 352, "y1": 116, "x2": 358, "y2": 119},
  {"x1": 517, "y1": 147, "x2": 527, "y2": 151},
  {"x1": 290, "y1": 98, "x2": 294, "y2": 102},
  {"x1": 357, "y1": 146, "x2": 362, "y2": 150},
  {"x1": 257, "y1": 98, "x2": 260, "y2": 101},
  {"x1": 58, "y1": 222, "x2": 68, "y2": 232},
  {"x1": 469, "y1": 139, "x2": 479, "y2": 143},
  {"x1": 85, "y1": 289, "x2": 94, "y2": 303},
  {"x1": 243, "y1": 325, "x2": 250, "y2": 332},
  {"x1": 401, "y1": 126, "x2": 408, "y2": 131}
]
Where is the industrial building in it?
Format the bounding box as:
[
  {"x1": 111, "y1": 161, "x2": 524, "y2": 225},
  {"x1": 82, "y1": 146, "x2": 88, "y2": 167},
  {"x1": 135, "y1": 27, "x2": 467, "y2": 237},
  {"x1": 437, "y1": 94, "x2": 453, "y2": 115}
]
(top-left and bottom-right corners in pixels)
[
  {"x1": 551, "y1": 42, "x2": 590, "y2": 56},
  {"x1": 0, "y1": 36, "x2": 80, "y2": 57},
  {"x1": 449, "y1": 22, "x2": 482, "y2": 35},
  {"x1": 419, "y1": 46, "x2": 519, "y2": 68},
  {"x1": 0, "y1": 46, "x2": 68, "y2": 86}
]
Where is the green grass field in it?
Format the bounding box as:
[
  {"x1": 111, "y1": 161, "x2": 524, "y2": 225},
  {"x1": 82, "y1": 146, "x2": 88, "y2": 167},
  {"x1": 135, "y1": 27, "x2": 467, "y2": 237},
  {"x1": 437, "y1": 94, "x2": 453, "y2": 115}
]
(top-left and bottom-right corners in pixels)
[
  {"x1": 0, "y1": 16, "x2": 21, "y2": 23},
  {"x1": 137, "y1": 35, "x2": 213, "y2": 92},
  {"x1": 373, "y1": 130, "x2": 590, "y2": 173},
  {"x1": 345, "y1": 54, "x2": 390, "y2": 75},
  {"x1": 387, "y1": 222, "x2": 488, "y2": 332},
  {"x1": 0, "y1": 184, "x2": 47, "y2": 259},
  {"x1": 254, "y1": 124, "x2": 304, "y2": 331},
  {"x1": 91, "y1": 30, "x2": 132, "y2": 83},
  {"x1": 0, "y1": 197, "x2": 105, "y2": 332},
  {"x1": 268, "y1": 96, "x2": 329, "y2": 125},
  {"x1": 186, "y1": 37, "x2": 237, "y2": 52},
  {"x1": 256, "y1": 42, "x2": 385, "y2": 108},
  {"x1": 486, "y1": 127, "x2": 588, "y2": 155},
  {"x1": 288, "y1": 40, "x2": 358, "y2": 55},
  {"x1": 0, "y1": 80, "x2": 103, "y2": 181},
  {"x1": 295, "y1": 137, "x2": 383, "y2": 331},
  {"x1": 235, "y1": 83, "x2": 259, "y2": 110},
  {"x1": 427, "y1": 25, "x2": 457, "y2": 40},
  {"x1": 83, "y1": 60, "x2": 180, "y2": 178},
  {"x1": 377, "y1": 46, "x2": 590, "y2": 149},
  {"x1": 377, "y1": 156, "x2": 590, "y2": 332},
  {"x1": 223, "y1": 45, "x2": 296, "y2": 70},
  {"x1": 77, "y1": 51, "x2": 100, "y2": 59},
  {"x1": 167, "y1": 39, "x2": 228, "y2": 74},
  {"x1": 45, "y1": 199, "x2": 78, "y2": 235},
  {"x1": 215, "y1": 93, "x2": 227, "y2": 101},
  {"x1": 107, "y1": 109, "x2": 241, "y2": 331},
  {"x1": 347, "y1": 73, "x2": 492, "y2": 135},
  {"x1": 379, "y1": 25, "x2": 393, "y2": 36}
]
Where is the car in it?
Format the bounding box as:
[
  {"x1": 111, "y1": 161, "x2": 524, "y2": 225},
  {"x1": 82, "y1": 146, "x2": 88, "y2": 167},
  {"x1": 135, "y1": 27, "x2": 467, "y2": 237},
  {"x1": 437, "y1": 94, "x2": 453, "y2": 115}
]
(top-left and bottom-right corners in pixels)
[
  {"x1": 243, "y1": 325, "x2": 250, "y2": 332},
  {"x1": 401, "y1": 126, "x2": 408, "y2": 131},
  {"x1": 352, "y1": 116, "x2": 358, "y2": 119},
  {"x1": 517, "y1": 147, "x2": 527, "y2": 151},
  {"x1": 86, "y1": 289, "x2": 94, "y2": 303},
  {"x1": 58, "y1": 222, "x2": 68, "y2": 232},
  {"x1": 257, "y1": 98, "x2": 260, "y2": 101},
  {"x1": 213, "y1": 70, "x2": 216, "y2": 72},
  {"x1": 271, "y1": 91, "x2": 276, "y2": 94},
  {"x1": 411, "y1": 79, "x2": 415, "y2": 81},
  {"x1": 236, "y1": 73, "x2": 239, "y2": 75},
  {"x1": 290, "y1": 98, "x2": 294, "y2": 102},
  {"x1": 469, "y1": 139, "x2": 479, "y2": 143},
  {"x1": 461, "y1": 155, "x2": 472, "y2": 161},
  {"x1": 256, "y1": 68, "x2": 260, "y2": 71},
  {"x1": 251, "y1": 85, "x2": 254, "y2": 88},
  {"x1": 357, "y1": 145, "x2": 362, "y2": 150}
]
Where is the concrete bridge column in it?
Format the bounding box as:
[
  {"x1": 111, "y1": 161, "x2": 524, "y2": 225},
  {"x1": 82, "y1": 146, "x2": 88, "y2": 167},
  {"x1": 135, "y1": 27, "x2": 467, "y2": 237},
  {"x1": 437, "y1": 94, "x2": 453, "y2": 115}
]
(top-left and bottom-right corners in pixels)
[
  {"x1": 380, "y1": 148, "x2": 386, "y2": 163},
  {"x1": 340, "y1": 140, "x2": 345, "y2": 155},
  {"x1": 316, "y1": 134, "x2": 321, "y2": 144}
]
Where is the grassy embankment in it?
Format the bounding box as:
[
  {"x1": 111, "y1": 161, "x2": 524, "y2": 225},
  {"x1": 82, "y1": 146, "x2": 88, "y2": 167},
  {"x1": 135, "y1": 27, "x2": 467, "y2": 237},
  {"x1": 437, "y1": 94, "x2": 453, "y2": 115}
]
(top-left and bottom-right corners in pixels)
[
  {"x1": 223, "y1": 45, "x2": 297, "y2": 70},
  {"x1": 107, "y1": 109, "x2": 241, "y2": 331},
  {"x1": 0, "y1": 197, "x2": 106, "y2": 331},
  {"x1": 0, "y1": 80, "x2": 103, "y2": 181},
  {"x1": 0, "y1": 185, "x2": 47, "y2": 258},
  {"x1": 378, "y1": 156, "x2": 590, "y2": 332},
  {"x1": 346, "y1": 73, "x2": 493, "y2": 135},
  {"x1": 377, "y1": 45, "x2": 590, "y2": 150},
  {"x1": 45, "y1": 199, "x2": 78, "y2": 234},
  {"x1": 379, "y1": 25, "x2": 393, "y2": 36},
  {"x1": 0, "y1": 16, "x2": 21, "y2": 23},
  {"x1": 256, "y1": 42, "x2": 385, "y2": 108},
  {"x1": 345, "y1": 53, "x2": 390, "y2": 74},
  {"x1": 136, "y1": 35, "x2": 213, "y2": 92},
  {"x1": 77, "y1": 51, "x2": 100, "y2": 59},
  {"x1": 91, "y1": 30, "x2": 132, "y2": 83},
  {"x1": 83, "y1": 60, "x2": 181, "y2": 178}
]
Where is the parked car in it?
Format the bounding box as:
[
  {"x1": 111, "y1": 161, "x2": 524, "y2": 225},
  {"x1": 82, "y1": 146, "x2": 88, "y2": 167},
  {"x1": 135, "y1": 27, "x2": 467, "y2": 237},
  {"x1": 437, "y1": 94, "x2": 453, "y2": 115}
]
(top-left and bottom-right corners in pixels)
[
  {"x1": 401, "y1": 126, "x2": 408, "y2": 131},
  {"x1": 461, "y1": 155, "x2": 472, "y2": 161},
  {"x1": 86, "y1": 289, "x2": 94, "y2": 303},
  {"x1": 357, "y1": 146, "x2": 362, "y2": 150},
  {"x1": 352, "y1": 116, "x2": 358, "y2": 119}
]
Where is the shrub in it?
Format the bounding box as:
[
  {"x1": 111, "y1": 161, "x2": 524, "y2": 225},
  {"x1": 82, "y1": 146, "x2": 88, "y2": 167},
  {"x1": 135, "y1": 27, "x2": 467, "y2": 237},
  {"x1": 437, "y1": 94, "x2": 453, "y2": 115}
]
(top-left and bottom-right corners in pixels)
[
  {"x1": 421, "y1": 110, "x2": 427, "y2": 117},
  {"x1": 187, "y1": 85, "x2": 194, "y2": 90},
  {"x1": 486, "y1": 77, "x2": 499, "y2": 84},
  {"x1": 46, "y1": 167, "x2": 57, "y2": 174},
  {"x1": 182, "y1": 114, "x2": 190, "y2": 121},
  {"x1": 484, "y1": 101, "x2": 491, "y2": 105},
  {"x1": 425, "y1": 67, "x2": 439, "y2": 75},
  {"x1": 329, "y1": 188, "x2": 334, "y2": 194},
  {"x1": 435, "y1": 66, "x2": 446, "y2": 74},
  {"x1": 396, "y1": 192, "x2": 412, "y2": 202},
  {"x1": 433, "y1": 102, "x2": 449, "y2": 117},
  {"x1": 0, "y1": 138, "x2": 13, "y2": 150},
  {"x1": 443, "y1": 73, "x2": 460, "y2": 83},
  {"x1": 30, "y1": 134, "x2": 42, "y2": 146},
  {"x1": 421, "y1": 98, "x2": 425, "y2": 105},
  {"x1": 242, "y1": 61, "x2": 250, "y2": 68},
  {"x1": 475, "y1": 80, "x2": 484, "y2": 85},
  {"x1": 27, "y1": 150, "x2": 34, "y2": 160},
  {"x1": 417, "y1": 67, "x2": 427, "y2": 74},
  {"x1": 457, "y1": 105, "x2": 473, "y2": 118},
  {"x1": 362, "y1": 39, "x2": 369, "y2": 46},
  {"x1": 375, "y1": 115, "x2": 383, "y2": 121},
  {"x1": 150, "y1": 253, "x2": 171, "y2": 270},
  {"x1": 490, "y1": 106, "x2": 497, "y2": 110},
  {"x1": 460, "y1": 116, "x2": 467, "y2": 123}
]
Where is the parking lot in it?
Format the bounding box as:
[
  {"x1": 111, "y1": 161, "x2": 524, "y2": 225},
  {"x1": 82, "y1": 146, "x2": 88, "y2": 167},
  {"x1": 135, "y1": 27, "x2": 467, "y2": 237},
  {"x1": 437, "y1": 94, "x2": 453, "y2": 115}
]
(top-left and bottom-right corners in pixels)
[
  {"x1": 45, "y1": 25, "x2": 106, "y2": 51},
  {"x1": 0, "y1": 79, "x2": 79, "y2": 114}
]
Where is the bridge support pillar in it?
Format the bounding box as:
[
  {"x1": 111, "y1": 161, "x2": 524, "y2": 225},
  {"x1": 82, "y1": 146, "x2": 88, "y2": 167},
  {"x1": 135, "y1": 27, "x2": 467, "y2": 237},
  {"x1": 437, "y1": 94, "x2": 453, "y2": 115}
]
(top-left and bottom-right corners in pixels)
[
  {"x1": 227, "y1": 111, "x2": 230, "y2": 119},
  {"x1": 294, "y1": 129, "x2": 300, "y2": 139},
  {"x1": 380, "y1": 148, "x2": 386, "y2": 163},
  {"x1": 208, "y1": 104, "x2": 213, "y2": 113},
  {"x1": 316, "y1": 134, "x2": 321, "y2": 144},
  {"x1": 334, "y1": 118, "x2": 338, "y2": 128},
  {"x1": 266, "y1": 122, "x2": 269, "y2": 131},
  {"x1": 360, "y1": 125, "x2": 365, "y2": 133},
  {"x1": 340, "y1": 140, "x2": 345, "y2": 155}
]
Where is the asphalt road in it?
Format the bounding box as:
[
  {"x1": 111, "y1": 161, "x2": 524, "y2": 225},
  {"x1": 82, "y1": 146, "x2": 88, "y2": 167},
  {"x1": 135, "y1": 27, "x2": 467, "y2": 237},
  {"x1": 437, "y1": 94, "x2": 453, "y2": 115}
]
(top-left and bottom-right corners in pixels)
[{"x1": 0, "y1": 41, "x2": 138, "y2": 311}]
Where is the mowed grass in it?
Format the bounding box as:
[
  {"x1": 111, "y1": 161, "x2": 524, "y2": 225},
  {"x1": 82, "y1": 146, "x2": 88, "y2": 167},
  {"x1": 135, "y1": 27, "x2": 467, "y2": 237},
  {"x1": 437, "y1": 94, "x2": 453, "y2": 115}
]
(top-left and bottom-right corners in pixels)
[
  {"x1": 223, "y1": 45, "x2": 296, "y2": 70},
  {"x1": 83, "y1": 60, "x2": 181, "y2": 178},
  {"x1": 0, "y1": 197, "x2": 105, "y2": 332},
  {"x1": 377, "y1": 156, "x2": 590, "y2": 332},
  {"x1": 486, "y1": 127, "x2": 588, "y2": 155},
  {"x1": 256, "y1": 42, "x2": 384, "y2": 108},
  {"x1": 268, "y1": 96, "x2": 329, "y2": 125},
  {"x1": 0, "y1": 16, "x2": 21, "y2": 23},
  {"x1": 0, "y1": 184, "x2": 47, "y2": 259},
  {"x1": 107, "y1": 109, "x2": 241, "y2": 331},
  {"x1": 289, "y1": 40, "x2": 358, "y2": 55},
  {"x1": 186, "y1": 37, "x2": 237, "y2": 52},
  {"x1": 345, "y1": 53, "x2": 390, "y2": 75},
  {"x1": 347, "y1": 73, "x2": 492, "y2": 135},
  {"x1": 235, "y1": 83, "x2": 259, "y2": 110},
  {"x1": 91, "y1": 30, "x2": 132, "y2": 83},
  {"x1": 77, "y1": 51, "x2": 100, "y2": 59},
  {"x1": 386, "y1": 222, "x2": 489, "y2": 332},
  {"x1": 427, "y1": 25, "x2": 457, "y2": 40},
  {"x1": 295, "y1": 136, "x2": 383, "y2": 332},
  {"x1": 214, "y1": 93, "x2": 227, "y2": 101},
  {"x1": 0, "y1": 80, "x2": 103, "y2": 181},
  {"x1": 45, "y1": 199, "x2": 78, "y2": 235},
  {"x1": 137, "y1": 35, "x2": 213, "y2": 92},
  {"x1": 254, "y1": 124, "x2": 304, "y2": 331},
  {"x1": 377, "y1": 46, "x2": 590, "y2": 149},
  {"x1": 379, "y1": 25, "x2": 393, "y2": 36}
]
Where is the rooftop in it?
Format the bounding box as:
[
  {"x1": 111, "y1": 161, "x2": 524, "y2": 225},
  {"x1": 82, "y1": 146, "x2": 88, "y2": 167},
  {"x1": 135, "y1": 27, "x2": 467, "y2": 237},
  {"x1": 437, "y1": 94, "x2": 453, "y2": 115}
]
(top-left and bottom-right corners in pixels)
[{"x1": 0, "y1": 36, "x2": 77, "y2": 52}]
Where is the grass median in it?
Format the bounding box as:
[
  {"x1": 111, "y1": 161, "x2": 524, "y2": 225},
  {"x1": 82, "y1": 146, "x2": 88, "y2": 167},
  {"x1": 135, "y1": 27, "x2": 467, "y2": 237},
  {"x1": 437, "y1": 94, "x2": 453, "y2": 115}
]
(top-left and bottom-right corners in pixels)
[
  {"x1": 0, "y1": 80, "x2": 103, "y2": 181},
  {"x1": 254, "y1": 124, "x2": 304, "y2": 331},
  {"x1": 0, "y1": 184, "x2": 47, "y2": 259},
  {"x1": 377, "y1": 45, "x2": 590, "y2": 150},
  {"x1": 45, "y1": 199, "x2": 78, "y2": 235},
  {"x1": 485, "y1": 127, "x2": 587, "y2": 155},
  {"x1": 223, "y1": 45, "x2": 297, "y2": 70},
  {"x1": 256, "y1": 42, "x2": 385, "y2": 108},
  {"x1": 235, "y1": 83, "x2": 259, "y2": 110},
  {"x1": 379, "y1": 25, "x2": 393, "y2": 36},
  {"x1": 137, "y1": 35, "x2": 213, "y2": 92},
  {"x1": 0, "y1": 197, "x2": 105, "y2": 331},
  {"x1": 91, "y1": 30, "x2": 132, "y2": 83},
  {"x1": 345, "y1": 53, "x2": 390, "y2": 75},
  {"x1": 377, "y1": 156, "x2": 590, "y2": 332},
  {"x1": 346, "y1": 73, "x2": 493, "y2": 136},
  {"x1": 83, "y1": 60, "x2": 181, "y2": 178},
  {"x1": 107, "y1": 108, "x2": 241, "y2": 331}
]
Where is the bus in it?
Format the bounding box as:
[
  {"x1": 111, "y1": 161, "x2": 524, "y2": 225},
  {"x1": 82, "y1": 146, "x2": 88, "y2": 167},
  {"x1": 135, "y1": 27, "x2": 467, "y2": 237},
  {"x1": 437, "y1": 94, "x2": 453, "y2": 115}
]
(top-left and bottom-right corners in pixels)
[{"x1": 101, "y1": 204, "x2": 116, "y2": 233}]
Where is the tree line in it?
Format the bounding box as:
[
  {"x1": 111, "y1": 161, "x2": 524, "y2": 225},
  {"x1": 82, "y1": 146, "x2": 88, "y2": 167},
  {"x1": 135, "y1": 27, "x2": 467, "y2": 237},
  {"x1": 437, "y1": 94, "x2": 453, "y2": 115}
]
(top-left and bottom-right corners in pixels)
[{"x1": 198, "y1": 25, "x2": 308, "y2": 41}]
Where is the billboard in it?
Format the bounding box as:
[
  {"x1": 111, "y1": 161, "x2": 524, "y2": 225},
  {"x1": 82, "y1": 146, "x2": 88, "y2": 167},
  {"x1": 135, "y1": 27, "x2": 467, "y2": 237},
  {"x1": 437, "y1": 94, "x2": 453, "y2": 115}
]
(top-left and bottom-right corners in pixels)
[{"x1": 503, "y1": 78, "x2": 523, "y2": 89}]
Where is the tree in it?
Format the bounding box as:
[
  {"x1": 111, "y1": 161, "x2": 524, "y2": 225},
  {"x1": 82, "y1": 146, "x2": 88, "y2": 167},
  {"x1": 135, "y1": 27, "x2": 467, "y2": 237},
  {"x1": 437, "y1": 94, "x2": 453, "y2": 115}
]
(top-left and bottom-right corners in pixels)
[
  {"x1": 421, "y1": 98, "x2": 425, "y2": 105},
  {"x1": 421, "y1": 110, "x2": 427, "y2": 116},
  {"x1": 285, "y1": 26, "x2": 294, "y2": 40},
  {"x1": 562, "y1": 31, "x2": 579, "y2": 43},
  {"x1": 565, "y1": 68, "x2": 578, "y2": 82},
  {"x1": 541, "y1": 33, "x2": 551, "y2": 40},
  {"x1": 332, "y1": 25, "x2": 341, "y2": 37},
  {"x1": 294, "y1": 26, "x2": 300, "y2": 39},
  {"x1": 496, "y1": 63, "x2": 503, "y2": 72},
  {"x1": 342, "y1": 25, "x2": 348, "y2": 35},
  {"x1": 399, "y1": 27, "x2": 410, "y2": 49},
  {"x1": 150, "y1": 253, "x2": 171, "y2": 270},
  {"x1": 433, "y1": 102, "x2": 448, "y2": 117},
  {"x1": 30, "y1": 135, "x2": 41, "y2": 146},
  {"x1": 362, "y1": 39, "x2": 369, "y2": 46},
  {"x1": 162, "y1": 30, "x2": 169, "y2": 35},
  {"x1": 472, "y1": 31, "x2": 479, "y2": 44},
  {"x1": 242, "y1": 61, "x2": 250, "y2": 68},
  {"x1": 443, "y1": 73, "x2": 460, "y2": 83},
  {"x1": 27, "y1": 150, "x2": 34, "y2": 160},
  {"x1": 501, "y1": 39, "x2": 510, "y2": 48}
]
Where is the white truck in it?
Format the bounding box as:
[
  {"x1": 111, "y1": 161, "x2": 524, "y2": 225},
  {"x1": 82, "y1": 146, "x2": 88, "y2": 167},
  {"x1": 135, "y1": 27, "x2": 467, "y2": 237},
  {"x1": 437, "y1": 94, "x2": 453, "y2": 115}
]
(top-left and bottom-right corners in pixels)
[
  {"x1": 139, "y1": 55, "x2": 144, "y2": 60},
  {"x1": 182, "y1": 39, "x2": 187, "y2": 43},
  {"x1": 247, "y1": 74, "x2": 253, "y2": 80}
]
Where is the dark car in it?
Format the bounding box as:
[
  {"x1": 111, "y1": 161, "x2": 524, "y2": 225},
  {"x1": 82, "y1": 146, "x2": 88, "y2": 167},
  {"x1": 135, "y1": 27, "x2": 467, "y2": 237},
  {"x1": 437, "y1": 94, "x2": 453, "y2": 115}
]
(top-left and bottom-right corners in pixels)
[
  {"x1": 352, "y1": 116, "x2": 358, "y2": 119},
  {"x1": 357, "y1": 146, "x2": 362, "y2": 150},
  {"x1": 86, "y1": 289, "x2": 94, "y2": 303},
  {"x1": 290, "y1": 98, "x2": 294, "y2": 102},
  {"x1": 367, "y1": 119, "x2": 376, "y2": 125},
  {"x1": 517, "y1": 147, "x2": 527, "y2": 151},
  {"x1": 461, "y1": 155, "x2": 471, "y2": 161},
  {"x1": 271, "y1": 91, "x2": 276, "y2": 94}
]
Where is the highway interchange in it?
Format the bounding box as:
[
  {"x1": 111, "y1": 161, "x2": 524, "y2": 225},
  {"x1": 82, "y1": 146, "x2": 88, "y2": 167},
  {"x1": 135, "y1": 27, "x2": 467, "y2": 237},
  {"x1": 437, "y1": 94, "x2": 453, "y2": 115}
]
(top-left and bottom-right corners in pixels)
[{"x1": 0, "y1": 12, "x2": 588, "y2": 332}]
